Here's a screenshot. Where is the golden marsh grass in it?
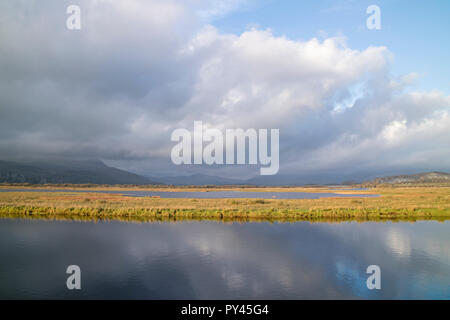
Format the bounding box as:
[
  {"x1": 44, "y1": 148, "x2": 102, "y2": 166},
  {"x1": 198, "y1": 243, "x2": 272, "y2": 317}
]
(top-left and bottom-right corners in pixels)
[{"x1": 0, "y1": 185, "x2": 449, "y2": 223}]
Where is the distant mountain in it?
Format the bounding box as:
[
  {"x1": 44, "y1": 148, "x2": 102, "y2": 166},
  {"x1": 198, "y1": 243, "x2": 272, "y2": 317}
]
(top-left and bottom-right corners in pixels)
[
  {"x1": 366, "y1": 171, "x2": 450, "y2": 185},
  {"x1": 0, "y1": 159, "x2": 161, "y2": 185},
  {"x1": 156, "y1": 171, "x2": 450, "y2": 186},
  {"x1": 2, "y1": 160, "x2": 448, "y2": 187},
  {"x1": 156, "y1": 173, "x2": 339, "y2": 186},
  {"x1": 155, "y1": 174, "x2": 247, "y2": 186},
  {"x1": 156, "y1": 173, "x2": 350, "y2": 186},
  {"x1": 246, "y1": 174, "x2": 341, "y2": 186}
]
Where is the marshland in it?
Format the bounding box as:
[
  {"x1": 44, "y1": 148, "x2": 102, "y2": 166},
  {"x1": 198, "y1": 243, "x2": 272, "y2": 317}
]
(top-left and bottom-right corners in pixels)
[{"x1": 0, "y1": 184, "x2": 449, "y2": 222}]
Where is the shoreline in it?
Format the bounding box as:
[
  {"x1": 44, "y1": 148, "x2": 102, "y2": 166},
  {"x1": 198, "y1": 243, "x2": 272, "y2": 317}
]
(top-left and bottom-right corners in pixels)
[{"x1": 1, "y1": 205, "x2": 449, "y2": 223}]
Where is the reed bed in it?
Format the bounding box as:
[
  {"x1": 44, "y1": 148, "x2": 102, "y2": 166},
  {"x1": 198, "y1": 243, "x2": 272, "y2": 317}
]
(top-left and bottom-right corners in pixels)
[{"x1": 0, "y1": 185, "x2": 449, "y2": 223}]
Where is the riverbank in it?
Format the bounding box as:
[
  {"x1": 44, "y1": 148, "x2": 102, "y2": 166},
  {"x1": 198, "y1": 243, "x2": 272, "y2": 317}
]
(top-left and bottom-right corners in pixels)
[{"x1": 0, "y1": 185, "x2": 449, "y2": 222}]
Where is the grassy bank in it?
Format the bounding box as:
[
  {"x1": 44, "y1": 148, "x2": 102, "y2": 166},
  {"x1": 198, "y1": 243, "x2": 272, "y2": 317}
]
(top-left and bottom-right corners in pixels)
[
  {"x1": 0, "y1": 205, "x2": 449, "y2": 223},
  {"x1": 0, "y1": 185, "x2": 449, "y2": 222}
]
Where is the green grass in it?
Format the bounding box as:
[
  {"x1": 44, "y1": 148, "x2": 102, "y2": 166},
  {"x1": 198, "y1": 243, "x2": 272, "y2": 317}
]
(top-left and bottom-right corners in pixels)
[{"x1": 0, "y1": 205, "x2": 449, "y2": 223}]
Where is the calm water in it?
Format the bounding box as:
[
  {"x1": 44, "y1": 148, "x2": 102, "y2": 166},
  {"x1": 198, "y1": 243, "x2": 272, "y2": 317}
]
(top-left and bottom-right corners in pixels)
[
  {"x1": 0, "y1": 219, "x2": 449, "y2": 299},
  {"x1": 0, "y1": 189, "x2": 378, "y2": 199}
]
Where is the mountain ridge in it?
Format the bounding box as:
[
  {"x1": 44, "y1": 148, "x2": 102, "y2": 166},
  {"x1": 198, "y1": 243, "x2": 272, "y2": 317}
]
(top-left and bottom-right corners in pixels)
[
  {"x1": 1, "y1": 159, "x2": 449, "y2": 186},
  {"x1": 366, "y1": 171, "x2": 450, "y2": 185},
  {"x1": 0, "y1": 159, "x2": 161, "y2": 185},
  {"x1": 151, "y1": 173, "x2": 248, "y2": 186}
]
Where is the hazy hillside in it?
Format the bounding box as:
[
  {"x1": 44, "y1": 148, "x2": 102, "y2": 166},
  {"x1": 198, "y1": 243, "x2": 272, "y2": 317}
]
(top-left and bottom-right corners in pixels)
[
  {"x1": 0, "y1": 159, "x2": 161, "y2": 185},
  {"x1": 367, "y1": 171, "x2": 450, "y2": 185},
  {"x1": 155, "y1": 174, "x2": 247, "y2": 186},
  {"x1": 2, "y1": 160, "x2": 448, "y2": 186},
  {"x1": 157, "y1": 171, "x2": 450, "y2": 186}
]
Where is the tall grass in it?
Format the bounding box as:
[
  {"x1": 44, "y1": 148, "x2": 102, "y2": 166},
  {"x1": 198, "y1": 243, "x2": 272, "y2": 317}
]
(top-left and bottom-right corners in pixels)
[{"x1": 0, "y1": 185, "x2": 449, "y2": 223}]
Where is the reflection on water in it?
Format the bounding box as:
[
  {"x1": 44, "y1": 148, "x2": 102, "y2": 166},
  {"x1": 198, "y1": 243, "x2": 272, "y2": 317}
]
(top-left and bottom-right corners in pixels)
[{"x1": 0, "y1": 219, "x2": 449, "y2": 299}]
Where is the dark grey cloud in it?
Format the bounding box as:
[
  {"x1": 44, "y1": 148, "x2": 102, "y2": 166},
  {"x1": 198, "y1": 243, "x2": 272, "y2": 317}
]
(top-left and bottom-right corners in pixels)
[{"x1": 0, "y1": 0, "x2": 449, "y2": 180}]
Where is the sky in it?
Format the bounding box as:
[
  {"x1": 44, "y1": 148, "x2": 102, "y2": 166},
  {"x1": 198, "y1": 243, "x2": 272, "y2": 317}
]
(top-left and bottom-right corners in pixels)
[{"x1": 0, "y1": 0, "x2": 449, "y2": 182}]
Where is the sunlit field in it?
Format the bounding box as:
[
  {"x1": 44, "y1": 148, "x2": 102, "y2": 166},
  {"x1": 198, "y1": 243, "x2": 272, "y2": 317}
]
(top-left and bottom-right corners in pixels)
[{"x1": 1, "y1": 184, "x2": 449, "y2": 223}]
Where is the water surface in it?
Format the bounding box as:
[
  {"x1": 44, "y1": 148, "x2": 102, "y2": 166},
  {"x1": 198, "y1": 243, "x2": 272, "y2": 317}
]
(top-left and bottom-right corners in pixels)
[
  {"x1": 0, "y1": 189, "x2": 378, "y2": 199},
  {"x1": 0, "y1": 219, "x2": 449, "y2": 299}
]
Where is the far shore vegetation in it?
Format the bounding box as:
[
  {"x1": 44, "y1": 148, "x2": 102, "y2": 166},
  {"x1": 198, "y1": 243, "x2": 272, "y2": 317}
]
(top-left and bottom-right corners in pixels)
[{"x1": 1, "y1": 183, "x2": 449, "y2": 223}]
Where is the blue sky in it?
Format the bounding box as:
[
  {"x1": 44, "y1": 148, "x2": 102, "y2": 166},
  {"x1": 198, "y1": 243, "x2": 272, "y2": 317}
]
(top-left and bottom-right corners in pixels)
[{"x1": 212, "y1": 0, "x2": 450, "y2": 93}]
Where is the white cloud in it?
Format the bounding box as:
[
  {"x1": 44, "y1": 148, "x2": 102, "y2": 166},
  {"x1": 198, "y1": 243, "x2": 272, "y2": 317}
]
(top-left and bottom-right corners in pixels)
[{"x1": 0, "y1": 0, "x2": 449, "y2": 179}]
